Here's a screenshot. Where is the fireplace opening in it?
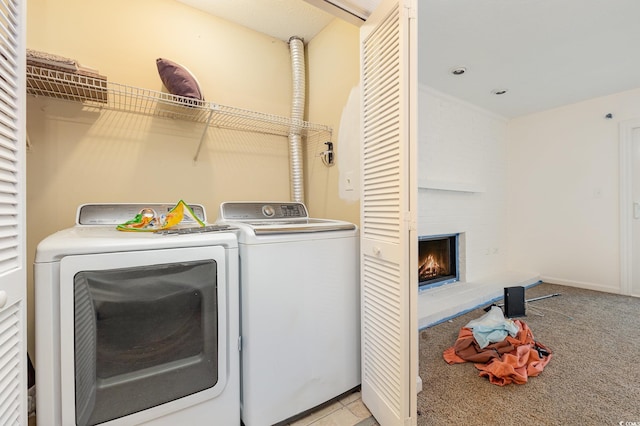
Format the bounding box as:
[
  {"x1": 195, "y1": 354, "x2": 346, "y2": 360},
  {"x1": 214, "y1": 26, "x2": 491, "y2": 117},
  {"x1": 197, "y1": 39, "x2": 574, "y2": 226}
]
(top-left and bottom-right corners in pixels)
[{"x1": 419, "y1": 234, "x2": 458, "y2": 289}]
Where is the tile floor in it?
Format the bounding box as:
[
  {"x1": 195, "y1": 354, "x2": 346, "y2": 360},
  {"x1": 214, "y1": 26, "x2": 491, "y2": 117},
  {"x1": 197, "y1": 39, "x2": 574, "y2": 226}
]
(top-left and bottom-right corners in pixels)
[{"x1": 286, "y1": 390, "x2": 379, "y2": 426}]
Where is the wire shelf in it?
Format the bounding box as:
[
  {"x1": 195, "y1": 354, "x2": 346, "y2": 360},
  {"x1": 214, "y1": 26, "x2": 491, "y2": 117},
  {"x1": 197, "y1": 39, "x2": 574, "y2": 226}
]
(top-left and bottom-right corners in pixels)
[{"x1": 26, "y1": 65, "x2": 332, "y2": 139}]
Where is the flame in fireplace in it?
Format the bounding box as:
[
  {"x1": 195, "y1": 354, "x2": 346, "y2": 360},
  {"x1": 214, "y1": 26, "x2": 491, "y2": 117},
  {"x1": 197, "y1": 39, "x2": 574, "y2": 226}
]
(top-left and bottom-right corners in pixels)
[
  {"x1": 418, "y1": 235, "x2": 456, "y2": 285},
  {"x1": 419, "y1": 254, "x2": 443, "y2": 280}
]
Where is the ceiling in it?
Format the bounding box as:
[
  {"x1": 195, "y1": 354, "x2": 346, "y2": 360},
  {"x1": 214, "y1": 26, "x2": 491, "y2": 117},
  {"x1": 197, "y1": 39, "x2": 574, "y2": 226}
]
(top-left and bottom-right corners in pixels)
[
  {"x1": 177, "y1": 0, "x2": 339, "y2": 42},
  {"x1": 178, "y1": 0, "x2": 640, "y2": 118}
]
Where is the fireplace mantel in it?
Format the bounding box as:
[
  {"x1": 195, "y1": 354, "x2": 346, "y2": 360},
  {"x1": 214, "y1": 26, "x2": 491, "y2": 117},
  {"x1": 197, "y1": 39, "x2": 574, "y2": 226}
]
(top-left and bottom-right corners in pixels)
[{"x1": 418, "y1": 178, "x2": 485, "y2": 193}]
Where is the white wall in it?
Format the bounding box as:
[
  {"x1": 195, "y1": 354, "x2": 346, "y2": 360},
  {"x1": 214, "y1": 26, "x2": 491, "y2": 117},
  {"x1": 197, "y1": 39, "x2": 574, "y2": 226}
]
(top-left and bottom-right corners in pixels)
[
  {"x1": 306, "y1": 19, "x2": 360, "y2": 224},
  {"x1": 416, "y1": 86, "x2": 543, "y2": 328},
  {"x1": 418, "y1": 85, "x2": 510, "y2": 282},
  {"x1": 507, "y1": 87, "x2": 640, "y2": 293},
  {"x1": 416, "y1": 84, "x2": 640, "y2": 327}
]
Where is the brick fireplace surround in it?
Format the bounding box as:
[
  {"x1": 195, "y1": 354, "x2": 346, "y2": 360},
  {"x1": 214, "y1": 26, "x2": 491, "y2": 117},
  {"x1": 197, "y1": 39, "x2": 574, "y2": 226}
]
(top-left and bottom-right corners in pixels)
[{"x1": 417, "y1": 86, "x2": 539, "y2": 329}]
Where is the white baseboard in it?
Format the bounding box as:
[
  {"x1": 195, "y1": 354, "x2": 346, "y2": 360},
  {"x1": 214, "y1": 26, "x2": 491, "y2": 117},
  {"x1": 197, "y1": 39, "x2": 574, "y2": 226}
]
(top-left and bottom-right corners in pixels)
[{"x1": 539, "y1": 276, "x2": 621, "y2": 294}]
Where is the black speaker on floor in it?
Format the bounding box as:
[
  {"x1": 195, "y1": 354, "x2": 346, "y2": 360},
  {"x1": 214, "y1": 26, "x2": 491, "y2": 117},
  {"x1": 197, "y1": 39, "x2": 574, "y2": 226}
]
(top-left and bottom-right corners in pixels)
[{"x1": 504, "y1": 286, "x2": 526, "y2": 318}]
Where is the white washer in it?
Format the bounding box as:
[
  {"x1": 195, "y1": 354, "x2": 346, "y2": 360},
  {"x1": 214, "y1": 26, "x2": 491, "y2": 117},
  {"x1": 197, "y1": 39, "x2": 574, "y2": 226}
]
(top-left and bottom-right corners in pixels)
[
  {"x1": 217, "y1": 201, "x2": 360, "y2": 426},
  {"x1": 34, "y1": 203, "x2": 240, "y2": 426}
]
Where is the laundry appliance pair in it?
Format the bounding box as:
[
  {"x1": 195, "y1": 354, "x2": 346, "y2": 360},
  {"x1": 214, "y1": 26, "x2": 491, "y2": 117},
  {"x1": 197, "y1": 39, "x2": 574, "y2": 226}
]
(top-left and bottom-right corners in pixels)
[{"x1": 34, "y1": 201, "x2": 360, "y2": 426}]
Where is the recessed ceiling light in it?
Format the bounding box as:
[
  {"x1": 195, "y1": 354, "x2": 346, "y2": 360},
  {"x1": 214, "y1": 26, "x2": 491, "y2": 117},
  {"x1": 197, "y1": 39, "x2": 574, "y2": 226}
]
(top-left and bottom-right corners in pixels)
[
  {"x1": 491, "y1": 89, "x2": 509, "y2": 95},
  {"x1": 450, "y1": 66, "x2": 467, "y2": 76}
]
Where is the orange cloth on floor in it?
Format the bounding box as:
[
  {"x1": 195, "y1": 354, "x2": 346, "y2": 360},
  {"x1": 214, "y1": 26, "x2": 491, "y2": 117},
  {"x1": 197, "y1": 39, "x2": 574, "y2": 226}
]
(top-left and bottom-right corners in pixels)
[{"x1": 443, "y1": 320, "x2": 552, "y2": 386}]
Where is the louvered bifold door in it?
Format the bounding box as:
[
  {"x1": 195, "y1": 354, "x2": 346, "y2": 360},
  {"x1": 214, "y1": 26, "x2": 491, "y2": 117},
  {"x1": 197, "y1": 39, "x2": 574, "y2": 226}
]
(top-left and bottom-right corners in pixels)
[
  {"x1": 0, "y1": 0, "x2": 27, "y2": 424},
  {"x1": 360, "y1": 0, "x2": 417, "y2": 425}
]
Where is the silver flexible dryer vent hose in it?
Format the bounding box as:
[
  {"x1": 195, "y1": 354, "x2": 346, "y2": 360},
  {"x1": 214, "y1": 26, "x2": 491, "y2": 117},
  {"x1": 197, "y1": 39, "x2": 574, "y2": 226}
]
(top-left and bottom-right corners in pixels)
[{"x1": 288, "y1": 36, "x2": 305, "y2": 203}]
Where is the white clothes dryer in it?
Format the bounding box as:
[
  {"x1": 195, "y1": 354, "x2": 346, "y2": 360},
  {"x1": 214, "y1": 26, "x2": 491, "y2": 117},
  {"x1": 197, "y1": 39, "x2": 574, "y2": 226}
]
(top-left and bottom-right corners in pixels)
[
  {"x1": 34, "y1": 203, "x2": 240, "y2": 426},
  {"x1": 217, "y1": 201, "x2": 360, "y2": 426}
]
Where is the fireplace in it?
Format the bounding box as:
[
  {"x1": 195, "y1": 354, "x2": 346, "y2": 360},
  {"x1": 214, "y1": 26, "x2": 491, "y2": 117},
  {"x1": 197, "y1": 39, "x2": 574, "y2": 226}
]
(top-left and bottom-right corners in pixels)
[{"x1": 418, "y1": 234, "x2": 458, "y2": 289}]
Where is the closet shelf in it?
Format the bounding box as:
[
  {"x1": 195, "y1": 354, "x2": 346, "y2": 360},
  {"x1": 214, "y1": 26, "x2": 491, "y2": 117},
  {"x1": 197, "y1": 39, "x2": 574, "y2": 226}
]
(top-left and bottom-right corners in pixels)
[{"x1": 26, "y1": 64, "x2": 332, "y2": 141}]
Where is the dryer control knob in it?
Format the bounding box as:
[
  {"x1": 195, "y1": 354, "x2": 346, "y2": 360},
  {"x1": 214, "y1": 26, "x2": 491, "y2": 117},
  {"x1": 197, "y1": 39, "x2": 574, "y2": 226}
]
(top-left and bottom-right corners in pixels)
[{"x1": 262, "y1": 205, "x2": 275, "y2": 217}]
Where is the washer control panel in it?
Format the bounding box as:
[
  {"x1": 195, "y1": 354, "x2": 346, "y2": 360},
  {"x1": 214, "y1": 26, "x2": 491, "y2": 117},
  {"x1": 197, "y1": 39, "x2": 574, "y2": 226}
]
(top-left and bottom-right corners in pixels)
[{"x1": 219, "y1": 202, "x2": 309, "y2": 221}]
